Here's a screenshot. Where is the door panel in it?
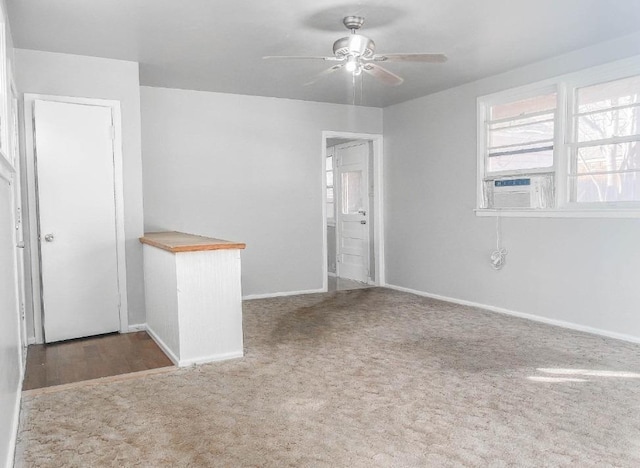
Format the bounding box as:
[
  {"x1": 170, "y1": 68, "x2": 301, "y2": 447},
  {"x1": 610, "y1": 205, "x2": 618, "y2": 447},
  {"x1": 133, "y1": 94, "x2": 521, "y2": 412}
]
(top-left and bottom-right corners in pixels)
[
  {"x1": 34, "y1": 100, "x2": 120, "y2": 343},
  {"x1": 336, "y1": 142, "x2": 369, "y2": 283}
]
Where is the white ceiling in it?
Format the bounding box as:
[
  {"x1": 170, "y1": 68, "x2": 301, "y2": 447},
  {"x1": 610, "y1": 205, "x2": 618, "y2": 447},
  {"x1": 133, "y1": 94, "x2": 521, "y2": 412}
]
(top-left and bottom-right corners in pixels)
[{"x1": 7, "y1": 1, "x2": 640, "y2": 107}]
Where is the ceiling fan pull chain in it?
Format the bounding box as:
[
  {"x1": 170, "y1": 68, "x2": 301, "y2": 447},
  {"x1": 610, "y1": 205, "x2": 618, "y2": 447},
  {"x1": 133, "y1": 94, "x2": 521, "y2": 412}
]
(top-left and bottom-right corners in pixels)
[{"x1": 352, "y1": 72, "x2": 356, "y2": 105}]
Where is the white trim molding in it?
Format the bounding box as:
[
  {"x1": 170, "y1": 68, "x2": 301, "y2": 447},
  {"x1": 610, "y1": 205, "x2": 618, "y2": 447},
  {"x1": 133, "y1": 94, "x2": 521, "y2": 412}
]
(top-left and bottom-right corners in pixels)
[
  {"x1": 145, "y1": 325, "x2": 179, "y2": 366},
  {"x1": 243, "y1": 288, "x2": 325, "y2": 301},
  {"x1": 5, "y1": 380, "x2": 21, "y2": 468},
  {"x1": 23, "y1": 94, "x2": 129, "y2": 343},
  {"x1": 127, "y1": 323, "x2": 147, "y2": 333},
  {"x1": 475, "y1": 208, "x2": 640, "y2": 218},
  {"x1": 145, "y1": 324, "x2": 243, "y2": 367},
  {"x1": 384, "y1": 284, "x2": 640, "y2": 345},
  {"x1": 178, "y1": 352, "x2": 244, "y2": 367}
]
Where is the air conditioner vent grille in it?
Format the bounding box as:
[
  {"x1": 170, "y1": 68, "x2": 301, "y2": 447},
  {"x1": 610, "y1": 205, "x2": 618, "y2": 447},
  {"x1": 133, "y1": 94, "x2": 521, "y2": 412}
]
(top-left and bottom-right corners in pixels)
[{"x1": 483, "y1": 174, "x2": 554, "y2": 209}]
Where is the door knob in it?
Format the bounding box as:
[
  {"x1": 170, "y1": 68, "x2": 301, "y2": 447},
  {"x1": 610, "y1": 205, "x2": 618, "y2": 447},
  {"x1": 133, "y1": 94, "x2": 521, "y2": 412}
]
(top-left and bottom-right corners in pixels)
[
  {"x1": 44, "y1": 233, "x2": 55, "y2": 242},
  {"x1": 360, "y1": 220, "x2": 367, "y2": 225},
  {"x1": 358, "y1": 209, "x2": 367, "y2": 216}
]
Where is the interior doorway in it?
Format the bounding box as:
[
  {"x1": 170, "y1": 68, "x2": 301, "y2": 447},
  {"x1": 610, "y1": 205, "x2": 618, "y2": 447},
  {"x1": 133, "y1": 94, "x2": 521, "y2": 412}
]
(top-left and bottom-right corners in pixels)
[
  {"x1": 23, "y1": 94, "x2": 129, "y2": 344},
  {"x1": 322, "y1": 131, "x2": 384, "y2": 292}
]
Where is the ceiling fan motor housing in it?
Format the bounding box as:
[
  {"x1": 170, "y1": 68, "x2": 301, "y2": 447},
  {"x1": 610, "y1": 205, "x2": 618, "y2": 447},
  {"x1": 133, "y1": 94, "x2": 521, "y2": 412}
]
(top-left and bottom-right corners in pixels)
[{"x1": 333, "y1": 34, "x2": 375, "y2": 59}]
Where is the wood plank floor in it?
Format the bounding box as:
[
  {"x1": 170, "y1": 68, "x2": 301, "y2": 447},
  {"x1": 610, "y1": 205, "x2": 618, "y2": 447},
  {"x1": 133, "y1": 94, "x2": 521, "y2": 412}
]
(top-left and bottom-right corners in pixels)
[{"x1": 23, "y1": 331, "x2": 174, "y2": 391}]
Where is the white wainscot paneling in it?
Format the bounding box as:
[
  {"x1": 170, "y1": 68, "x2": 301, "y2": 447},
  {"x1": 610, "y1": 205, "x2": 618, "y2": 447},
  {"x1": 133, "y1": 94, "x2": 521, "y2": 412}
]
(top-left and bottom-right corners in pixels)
[{"x1": 143, "y1": 245, "x2": 244, "y2": 366}]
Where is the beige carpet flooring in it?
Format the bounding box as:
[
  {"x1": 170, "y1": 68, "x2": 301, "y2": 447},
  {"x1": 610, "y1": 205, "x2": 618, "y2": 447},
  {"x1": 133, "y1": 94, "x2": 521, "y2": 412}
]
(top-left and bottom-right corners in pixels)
[{"x1": 15, "y1": 288, "x2": 640, "y2": 467}]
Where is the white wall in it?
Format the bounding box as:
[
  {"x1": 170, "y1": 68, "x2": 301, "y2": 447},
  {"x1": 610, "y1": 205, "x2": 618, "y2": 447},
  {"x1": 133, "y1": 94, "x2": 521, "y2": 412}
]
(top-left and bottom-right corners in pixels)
[
  {"x1": 384, "y1": 32, "x2": 640, "y2": 341},
  {"x1": 14, "y1": 49, "x2": 146, "y2": 332},
  {"x1": 0, "y1": 2, "x2": 22, "y2": 466},
  {"x1": 141, "y1": 86, "x2": 382, "y2": 296}
]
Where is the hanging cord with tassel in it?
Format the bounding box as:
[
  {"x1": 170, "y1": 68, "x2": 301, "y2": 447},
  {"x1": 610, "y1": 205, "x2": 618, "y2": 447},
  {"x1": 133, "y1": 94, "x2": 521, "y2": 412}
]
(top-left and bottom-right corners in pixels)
[{"x1": 490, "y1": 216, "x2": 507, "y2": 270}]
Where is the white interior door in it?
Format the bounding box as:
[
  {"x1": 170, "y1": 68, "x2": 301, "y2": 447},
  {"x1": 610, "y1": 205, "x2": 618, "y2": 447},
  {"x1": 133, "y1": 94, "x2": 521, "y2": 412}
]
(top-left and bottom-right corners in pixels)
[
  {"x1": 336, "y1": 141, "x2": 370, "y2": 283},
  {"x1": 34, "y1": 100, "x2": 121, "y2": 343}
]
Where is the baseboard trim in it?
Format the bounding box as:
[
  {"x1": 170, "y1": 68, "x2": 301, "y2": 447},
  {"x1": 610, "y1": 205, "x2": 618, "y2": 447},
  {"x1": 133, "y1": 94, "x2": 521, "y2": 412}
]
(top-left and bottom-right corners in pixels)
[
  {"x1": 178, "y1": 351, "x2": 244, "y2": 367},
  {"x1": 328, "y1": 272, "x2": 337, "y2": 278},
  {"x1": 5, "y1": 380, "x2": 21, "y2": 468},
  {"x1": 384, "y1": 284, "x2": 640, "y2": 345},
  {"x1": 145, "y1": 325, "x2": 242, "y2": 367},
  {"x1": 26, "y1": 336, "x2": 36, "y2": 345},
  {"x1": 243, "y1": 288, "x2": 325, "y2": 300},
  {"x1": 145, "y1": 326, "x2": 180, "y2": 366},
  {"x1": 127, "y1": 323, "x2": 147, "y2": 333}
]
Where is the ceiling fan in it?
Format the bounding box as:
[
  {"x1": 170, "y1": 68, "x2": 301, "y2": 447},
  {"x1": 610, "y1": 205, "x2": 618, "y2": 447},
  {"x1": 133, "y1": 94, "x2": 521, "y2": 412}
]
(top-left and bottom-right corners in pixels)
[{"x1": 263, "y1": 16, "x2": 447, "y2": 86}]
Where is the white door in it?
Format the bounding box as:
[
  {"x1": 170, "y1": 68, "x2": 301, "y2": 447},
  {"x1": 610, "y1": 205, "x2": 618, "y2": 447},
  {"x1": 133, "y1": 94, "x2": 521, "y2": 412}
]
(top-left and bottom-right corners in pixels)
[
  {"x1": 34, "y1": 100, "x2": 121, "y2": 343},
  {"x1": 335, "y1": 141, "x2": 370, "y2": 283}
]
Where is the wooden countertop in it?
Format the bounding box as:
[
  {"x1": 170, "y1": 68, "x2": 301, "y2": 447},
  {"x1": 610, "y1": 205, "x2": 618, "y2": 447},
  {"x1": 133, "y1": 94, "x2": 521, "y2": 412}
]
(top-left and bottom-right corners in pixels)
[{"x1": 139, "y1": 231, "x2": 246, "y2": 253}]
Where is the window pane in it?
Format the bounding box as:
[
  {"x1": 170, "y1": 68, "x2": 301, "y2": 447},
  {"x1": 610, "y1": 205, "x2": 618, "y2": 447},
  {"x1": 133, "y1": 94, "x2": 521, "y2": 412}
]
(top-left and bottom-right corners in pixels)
[
  {"x1": 326, "y1": 156, "x2": 333, "y2": 171},
  {"x1": 487, "y1": 92, "x2": 557, "y2": 173},
  {"x1": 489, "y1": 119, "x2": 554, "y2": 148},
  {"x1": 488, "y1": 148, "x2": 553, "y2": 173},
  {"x1": 491, "y1": 93, "x2": 556, "y2": 120},
  {"x1": 327, "y1": 202, "x2": 335, "y2": 219},
  {"x1": 326, "y1": 170, "x2": 333, "y2": 186},
  {"x1": 577, "y1": 75, "x2": 640, "y2": 114},
  {"x1": 574, "y1": 171, "x2": 640, "y2": 202},
  {"x1": 577, "y1": 106, "x2": 640, "y2": 142},
  {"x1": 490, "y1": 111, "x2": 554, "y2": 128},
  {"x1": 571, "y1": 75, "x2": 640, "y2": 203},
  {"x1": 576, "y1": 142, "x2": 640, "y2": 174},
  {"x1": 326, "y1": 187, "x2": 333, "y2": 201},
  {"x1": 341, "y1": 170, "x2": 363, "y2": 214}
]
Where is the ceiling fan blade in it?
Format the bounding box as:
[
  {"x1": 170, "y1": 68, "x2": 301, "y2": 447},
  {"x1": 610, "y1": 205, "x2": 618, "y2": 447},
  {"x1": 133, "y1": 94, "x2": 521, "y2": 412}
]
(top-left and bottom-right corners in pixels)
[
  {"x1": 304, "y1": 64, "x2": 345, "y2": 86},
  {"x1": 263, "y1": 55, "x2": 342, "y2": 61},
  {"x1": 372, "y1": 53, "x2": 448, "y2": 63},
  {"x1": 362, "y1": 63, "x2": 404, "y2": 86}
]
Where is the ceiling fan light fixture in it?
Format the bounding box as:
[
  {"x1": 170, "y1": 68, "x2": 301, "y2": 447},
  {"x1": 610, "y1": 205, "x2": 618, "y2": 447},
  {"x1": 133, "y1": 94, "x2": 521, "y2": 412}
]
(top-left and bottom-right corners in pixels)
[
  {"x1": 263, "y1": 15, "x2": 447, "y2": 88},
  {"x1": 333, "y1": 34, "x2": 375, "y2": 59},
  {"x1": 345, "y1": 55, "x2": 359, "y2": 73}
]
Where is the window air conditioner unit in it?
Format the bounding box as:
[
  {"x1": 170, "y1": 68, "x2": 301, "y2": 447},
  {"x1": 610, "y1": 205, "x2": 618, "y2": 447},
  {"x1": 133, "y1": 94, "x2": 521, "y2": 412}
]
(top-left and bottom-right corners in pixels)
[{"x1": 484, "y1": 175, "x2": 554, "y2": 209}]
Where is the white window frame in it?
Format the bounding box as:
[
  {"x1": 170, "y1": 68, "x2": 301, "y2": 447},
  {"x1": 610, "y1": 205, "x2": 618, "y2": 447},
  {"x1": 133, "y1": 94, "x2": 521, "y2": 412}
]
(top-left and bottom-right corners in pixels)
[
  {"x1": 476, "y1": 54, "x2": 640, "y2": 218},
  {"x1": 480, "y1": 83, "x2": 559, "y2": 178},
  {"x1": 326, "y1": 146, "x2": 335, "y2": 225}
]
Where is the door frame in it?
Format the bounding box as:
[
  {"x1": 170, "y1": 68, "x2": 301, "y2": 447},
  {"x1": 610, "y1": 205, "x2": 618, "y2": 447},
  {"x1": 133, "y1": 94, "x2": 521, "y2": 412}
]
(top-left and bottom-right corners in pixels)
[
  {"x1": 23, "y1": 93, "x2": 129, "y2": 343},
  {"x1": 321, "y1": 131, "x2": 385, "y2": 292},
  {"x1": 9, "y1": 80, "x2": 28, "y2": 353}
]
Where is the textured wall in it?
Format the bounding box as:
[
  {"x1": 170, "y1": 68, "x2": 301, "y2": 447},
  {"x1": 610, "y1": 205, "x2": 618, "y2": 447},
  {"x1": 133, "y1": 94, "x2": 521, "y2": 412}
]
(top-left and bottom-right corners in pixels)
[
  {"x1": 14, "y1": 49, "x2": 146, "y2": 332},
  {"x1": 140, "y1": 86, "x2": 382, "y2": 296},
  {"x1": 383, "y1": 32, "x2": 640, "y2": 340}
]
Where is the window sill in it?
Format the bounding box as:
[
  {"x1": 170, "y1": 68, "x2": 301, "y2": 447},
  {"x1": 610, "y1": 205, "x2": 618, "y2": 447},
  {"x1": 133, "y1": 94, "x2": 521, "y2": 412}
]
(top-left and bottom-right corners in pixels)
[{"x1": 474, "y1": 208, "x2": 640, "y2": 218}]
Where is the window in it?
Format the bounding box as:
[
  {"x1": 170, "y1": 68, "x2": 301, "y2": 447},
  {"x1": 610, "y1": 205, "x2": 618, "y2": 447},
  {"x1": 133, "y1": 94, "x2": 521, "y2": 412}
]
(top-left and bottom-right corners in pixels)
[
  {"x1": 326, "y1": 149, "x2": 335, "y2": 222},
  {"x1": 486, "y1": 93, "x2": 556, "y2": 174},
  {"x1": 478, "y1": 56, "x2": 640, "y2": 215},
  {"x1": 569, "y1": 75, "x2": 640, "y2": 203},
  {"x1": 480, "y1": 90, "x2": 557, "y2": 210}
]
